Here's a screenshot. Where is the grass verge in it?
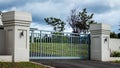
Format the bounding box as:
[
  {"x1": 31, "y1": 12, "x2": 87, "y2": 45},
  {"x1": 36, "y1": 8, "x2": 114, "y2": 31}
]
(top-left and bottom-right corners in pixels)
[
  {"x1": 113, "y1": 60, "x2": 120, "y2": 63},
  {"x1": 0, "y1": 62, "x2": 47, "y2": 68}
]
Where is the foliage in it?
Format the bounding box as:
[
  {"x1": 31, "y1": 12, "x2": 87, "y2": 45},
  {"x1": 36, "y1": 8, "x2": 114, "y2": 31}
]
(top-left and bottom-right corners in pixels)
[
  {"x1": 68, "y1": 8, "x2": 96, "y2": 33},
  {"x1": 110, "y1": 32, "x2": 117, "y2": 38},
  {"x1": 118, "y1": 33, "x2": 120, "y2": 38},
  {"x1": 118, "y1": 25, "x2": 120, "y2": 38},
  {"x1": 0, "y1": 62, "x2": 46, "y2": 68},
  {"x1": 110, "y1": 51, "x2": 120, "y2": 57},
  {"x1": 44, "y1": 17, "x2": 65, "y2": 32},
  {"x1": 110, "y1": 32, "x2": 120, "y2": 38}
]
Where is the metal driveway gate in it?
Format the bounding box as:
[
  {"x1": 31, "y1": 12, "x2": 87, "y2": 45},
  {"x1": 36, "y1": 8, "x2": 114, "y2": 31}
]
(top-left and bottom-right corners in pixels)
[{"x1": 29, "y1": 30, "x2": 90, "y2": 60}]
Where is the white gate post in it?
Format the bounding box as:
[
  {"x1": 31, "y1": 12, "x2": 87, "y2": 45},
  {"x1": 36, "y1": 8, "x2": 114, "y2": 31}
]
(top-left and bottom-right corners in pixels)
[
  {"x1": 90, "y1": 23, "x2": 111, "y2": 61},
  {"x1": 31, "y1": 30, "x2": 34, "y2": 43},
  {"x1": 2, "y1": 11, "x2": 32, "y2": 62}
]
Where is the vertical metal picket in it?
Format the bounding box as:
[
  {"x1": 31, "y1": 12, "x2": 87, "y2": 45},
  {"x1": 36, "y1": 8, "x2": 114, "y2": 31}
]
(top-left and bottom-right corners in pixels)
[{"x1": 88, "y1": 34, "x2": 91, "y2": 60}]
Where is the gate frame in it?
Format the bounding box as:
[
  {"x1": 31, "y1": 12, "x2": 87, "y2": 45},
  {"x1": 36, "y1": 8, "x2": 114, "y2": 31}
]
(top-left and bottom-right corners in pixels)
[{"x1": 29, "y1": 30, "x2": 91, "y2": 60}]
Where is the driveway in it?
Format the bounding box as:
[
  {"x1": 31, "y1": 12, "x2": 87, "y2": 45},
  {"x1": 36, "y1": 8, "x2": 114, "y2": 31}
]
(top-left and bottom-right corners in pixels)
[{"x1": 31, "y1": 59, "x2": 120, "y2": 68}]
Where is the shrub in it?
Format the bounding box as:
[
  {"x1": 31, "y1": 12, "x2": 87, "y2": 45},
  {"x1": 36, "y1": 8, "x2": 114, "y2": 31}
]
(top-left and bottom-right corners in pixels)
[
  {"x1": 114, "y1": 60, "x2": 120, "y2": 63},
  {"x1": 110, "y1": 51, "x2": 120, "y2": 57}
]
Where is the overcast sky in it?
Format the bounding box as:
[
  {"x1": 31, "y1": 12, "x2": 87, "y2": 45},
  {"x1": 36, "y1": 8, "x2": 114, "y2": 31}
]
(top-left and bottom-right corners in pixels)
[{"x1": 0, "y1": 0, "x2": 120, "y2": 33}]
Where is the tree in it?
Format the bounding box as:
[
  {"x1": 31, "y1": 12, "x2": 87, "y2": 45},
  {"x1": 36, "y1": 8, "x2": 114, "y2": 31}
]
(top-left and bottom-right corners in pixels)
[
  {"x1": 44, "y1": 17, "x2": 65, "y2": 32},
  {"x1": 68, "y1": 8, "x2": 96, "y2": 34},
  {"x1": 118, "y1": 33, "x2": 120, "y2": 38},
  {"x1": 118, "y1": 25, "x2": 120, "y2": 38},
  {"x1": 110, "y1": 32, "x2": 117, "y2": 38}
]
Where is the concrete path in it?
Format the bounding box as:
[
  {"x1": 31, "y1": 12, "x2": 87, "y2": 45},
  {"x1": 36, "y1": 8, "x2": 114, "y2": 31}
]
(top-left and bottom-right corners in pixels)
[{"x1": 31, "y1": 60, "x2": 120, "y2": 68}]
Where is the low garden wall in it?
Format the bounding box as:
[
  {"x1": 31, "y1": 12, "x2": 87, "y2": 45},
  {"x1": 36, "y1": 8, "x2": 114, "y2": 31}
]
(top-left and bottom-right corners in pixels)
[
  {"x1": 109, "y1": 38, "x2": 120, "y2": 61},
  {"x1": 109, "y1": 38, "x2": 120, "y2": 52}
]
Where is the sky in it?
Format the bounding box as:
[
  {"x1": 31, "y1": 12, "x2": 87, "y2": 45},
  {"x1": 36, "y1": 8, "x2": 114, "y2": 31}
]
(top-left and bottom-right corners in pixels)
[{"x1": 0, "y1": 0, "x2": 120, "y2": 33}]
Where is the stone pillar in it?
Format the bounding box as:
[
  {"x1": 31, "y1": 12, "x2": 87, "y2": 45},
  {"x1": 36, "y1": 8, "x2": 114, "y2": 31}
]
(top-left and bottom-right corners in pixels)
[
  {"x1": 2, "y1": 11, "x2": 32, "y2": 62},
  {"x1": 90, "y1": 23, "x2": 111, "y2": 61}
]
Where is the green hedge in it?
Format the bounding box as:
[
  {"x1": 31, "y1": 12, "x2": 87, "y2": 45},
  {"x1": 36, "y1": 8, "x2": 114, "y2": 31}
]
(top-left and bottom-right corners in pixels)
[{"x1": 110, "y1": 51, "x2": 120, "y2": 57}]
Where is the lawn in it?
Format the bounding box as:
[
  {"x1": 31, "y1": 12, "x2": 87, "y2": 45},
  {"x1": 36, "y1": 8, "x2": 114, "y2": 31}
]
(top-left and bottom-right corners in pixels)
[
  {"x1": 30, "y1": 43, "x2": 89, "y2": 57},
  {"x1": 0, "y1": 62, "x2": 47, "y2": 68}
]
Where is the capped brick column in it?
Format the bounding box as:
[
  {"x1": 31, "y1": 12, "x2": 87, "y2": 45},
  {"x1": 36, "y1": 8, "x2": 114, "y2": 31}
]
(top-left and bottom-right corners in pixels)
[
  {"x1": 90, "y1": 23, "x2": 111, "y2": 61},
  {"x1": 2, "y1": 11, "x2": 32, "y2": 62}
]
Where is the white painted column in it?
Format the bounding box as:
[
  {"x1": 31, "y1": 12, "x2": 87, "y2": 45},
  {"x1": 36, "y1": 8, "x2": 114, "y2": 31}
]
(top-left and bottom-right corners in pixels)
[
  {"x1": 31, "y1": 30, "x2": 34, "y2": 43},
  {"x1": 2, "y1": 11, "x2": 32, "y2": 62},
  {"x1": 90, "y1": 23, "x2": 111, "y2": 61},
  {"x1": 0, "y1": 14, "x2": 5, "y2": 55},
  {"x1": 0, "y1": 13, "x2": 3, "y2": 25}
]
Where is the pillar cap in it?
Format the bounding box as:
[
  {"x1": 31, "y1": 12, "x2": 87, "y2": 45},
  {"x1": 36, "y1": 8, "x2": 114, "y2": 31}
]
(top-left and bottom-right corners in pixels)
[
  {"x1": 90, "y1": 23, "x2": 111, "y2": 31},
  {"x1": 2, "y1": 11, "x2": 32, "y2": 27},
  {"x1": 90, "y1": 23, "x2": 111, "y2": 35}
]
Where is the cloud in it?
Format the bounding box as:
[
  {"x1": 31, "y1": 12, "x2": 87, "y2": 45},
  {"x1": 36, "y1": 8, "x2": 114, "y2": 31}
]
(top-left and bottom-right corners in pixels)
[
  {"x1": 93, "y1": 9, "x2": 120, "y2": 32},
  {"x1": 30, "y1": 22, "x2": 53, "y2": 31},
  {"x1": 9, "y1": 0, "x2": 75, "y2": 24},
  {"x1": 76, "y1": 0, "x2": 112, "y2": 14},
  {"x1": 30, "y1": 22, "x2": 72, "y2": 32},
  {"x1": 0, "y1": 0, "x2": 49, "y2": 10},
  {"x1": 1, "y1": 0, "x2": 120, "y2": 33},
  {"x1": 85, "y1": 3, "x2": 111, "y2": 14}
]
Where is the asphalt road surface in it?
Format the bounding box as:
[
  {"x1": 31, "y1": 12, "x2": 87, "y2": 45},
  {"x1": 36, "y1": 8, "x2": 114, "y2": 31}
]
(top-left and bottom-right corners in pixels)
[{"x1": 31, "y1": 59, "x2": 120, "y2": 68}]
